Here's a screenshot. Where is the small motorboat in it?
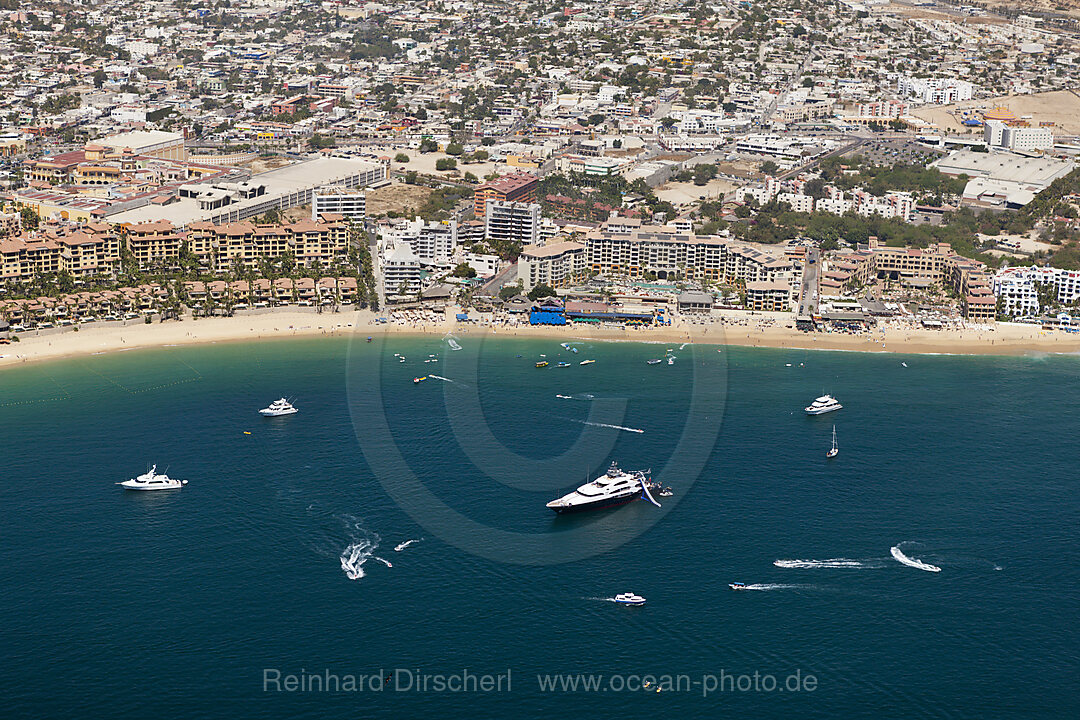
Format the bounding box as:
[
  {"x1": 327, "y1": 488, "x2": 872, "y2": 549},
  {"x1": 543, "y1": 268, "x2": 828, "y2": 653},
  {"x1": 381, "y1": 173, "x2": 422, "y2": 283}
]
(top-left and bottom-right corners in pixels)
[
  {"x1": 398, "y1": 356, "x2": 406, "y2": 363},
  {"x1": 536, "y1": 361, "x2": 549, "y2": 368},
  {"x1": 579, "y1": 359, "x2": 596, "y2": 365},
  {"x1": 118, "y1": 465, "x2": 186, "y2": 491},
  {"x1": 827, "y1": 425, "x2": 839, "y2": 459},
  {"x1": 556, "y1": 361, "x2": 571, "y2": 368},
  {"x1": 646, "y1": 359, "x2": 662, "y2": 365},
  {"x1": 556, "y1": 394, "x2": 573, "y2": 399},
  {"x1": 570, "y1": 346, "x2": 579, "y2": 353},
  {"x1": 657, "y1": 487, "x2": 674, "y2": 497},
  {"x1": 413, "y1": 376, "x2": 427, "y2": 384},
  {"x1": 614, "y1": 592, "x2": 646, "y2": 606},
  {"x1": 667, "y1": 356, "x2": 675, "y2": 365},
  {"x1": 366, "y1": 336, "x2": 372, "y2": 343},
  {"x1": 260, "y1": 398, "x2": 298, "y2": 416},
  {"x1": 729, "y1": 582, "x2": 748, "y2": 591}
]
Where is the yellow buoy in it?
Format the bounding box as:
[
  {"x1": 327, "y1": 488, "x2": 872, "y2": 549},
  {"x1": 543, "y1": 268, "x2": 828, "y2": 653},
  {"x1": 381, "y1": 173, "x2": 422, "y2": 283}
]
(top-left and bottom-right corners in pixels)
[{"x1": 243, "y1": 431, "x2": 252, "y2": 435}]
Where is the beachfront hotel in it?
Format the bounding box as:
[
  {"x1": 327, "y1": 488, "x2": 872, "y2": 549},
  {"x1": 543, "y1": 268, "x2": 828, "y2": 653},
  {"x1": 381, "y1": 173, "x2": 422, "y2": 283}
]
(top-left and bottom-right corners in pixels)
[
  {"x1": 517, "y1": 218, "x2": 799, "y2": 294},
  {"x1": 0, "y1": 217, "x2": 352, "y2": 282}
]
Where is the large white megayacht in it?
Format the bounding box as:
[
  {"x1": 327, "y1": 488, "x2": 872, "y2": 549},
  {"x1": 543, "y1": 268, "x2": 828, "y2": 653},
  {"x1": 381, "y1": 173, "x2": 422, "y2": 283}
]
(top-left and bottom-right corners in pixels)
[
  {"x1": 805, "y1": 395, "x2": 842, "y2": 415},
  {"x1": 259, "y1": 398, "x2": 298, "y2": 416},
  {"x1": 546, "y1": 462, "x2": 661, "y2": 513},
  {"x1": 118, "y1": 465, "x2": 187, "y2": 491}
]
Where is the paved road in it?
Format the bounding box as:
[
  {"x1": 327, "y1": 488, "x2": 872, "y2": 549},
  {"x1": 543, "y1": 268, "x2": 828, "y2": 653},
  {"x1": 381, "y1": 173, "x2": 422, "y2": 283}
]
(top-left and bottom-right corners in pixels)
[{"x1": 798, "y1": 246, "x2": 821, "y2": 318}]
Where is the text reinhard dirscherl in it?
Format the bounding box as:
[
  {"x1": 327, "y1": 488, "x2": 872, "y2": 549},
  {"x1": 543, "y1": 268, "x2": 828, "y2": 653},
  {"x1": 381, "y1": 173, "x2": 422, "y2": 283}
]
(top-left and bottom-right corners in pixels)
[{"x1": 262, "y1": 668, "x2": 818, "y2": 697}]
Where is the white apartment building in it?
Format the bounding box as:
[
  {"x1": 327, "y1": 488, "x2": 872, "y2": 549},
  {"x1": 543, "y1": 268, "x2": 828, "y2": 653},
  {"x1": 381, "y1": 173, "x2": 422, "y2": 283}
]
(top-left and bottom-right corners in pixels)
[
  {"x1": 312, "y1": 187, "x2": 366, "y2": 221},
  {"x1": 777, "y1": 193, "x2": 814, "y2": 213},
  {"x1": 984, "y1": 120, "x2": 1053, "y2": 152},
  {"x1": 485, "y1": 201, "x2": 541, "y2": 249},
  {"x1": 383, "y1": 243, "x2": 423, "y2": 298},
  {"x1": 518, "y1": 241, "x2": 586, "y2": 290},
  {"x1": 897, "y1": 77, "x2": 974, "y2": 104},
  {"x1": 993, "y1": 266, "x2": 1080, "y2": 316},
  {"x1": 381, "y1": 217, "x2": 458, "y2": 265}
]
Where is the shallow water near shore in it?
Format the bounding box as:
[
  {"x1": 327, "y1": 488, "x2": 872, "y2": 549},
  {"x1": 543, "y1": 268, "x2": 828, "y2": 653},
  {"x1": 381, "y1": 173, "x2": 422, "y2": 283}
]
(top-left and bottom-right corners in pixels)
[{"x1": 1, "y1": 335, "x2": 1077, "y2": 717}]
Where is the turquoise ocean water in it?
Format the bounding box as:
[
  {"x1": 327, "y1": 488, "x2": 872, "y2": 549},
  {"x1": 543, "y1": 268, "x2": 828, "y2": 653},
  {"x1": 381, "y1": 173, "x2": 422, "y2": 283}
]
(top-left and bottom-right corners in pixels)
[{"x1": 1, "y1": 334, "x2": 1077, "y2": 718}]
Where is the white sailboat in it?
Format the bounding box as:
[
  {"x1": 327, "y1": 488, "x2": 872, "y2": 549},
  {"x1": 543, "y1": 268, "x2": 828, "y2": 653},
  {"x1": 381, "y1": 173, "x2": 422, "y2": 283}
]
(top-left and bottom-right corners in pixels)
[{"x1": 827, "y1": 425, "x2": 838, "y2": 458}]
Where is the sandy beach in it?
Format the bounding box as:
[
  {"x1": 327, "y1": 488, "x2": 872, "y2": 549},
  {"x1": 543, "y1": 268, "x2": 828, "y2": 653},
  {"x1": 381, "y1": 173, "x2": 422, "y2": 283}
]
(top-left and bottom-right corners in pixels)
[{"x1": 3, "y1": 308, "x2": 1080, "y2": 370}]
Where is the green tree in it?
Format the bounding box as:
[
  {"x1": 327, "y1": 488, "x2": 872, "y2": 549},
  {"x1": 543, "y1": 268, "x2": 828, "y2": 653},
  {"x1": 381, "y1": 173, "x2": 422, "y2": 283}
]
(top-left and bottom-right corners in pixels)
[
  {"x1": 394, "y1": 153, "x2": 409, "y2": 163},
  {"x1": 452, "y1": 262, "x2": 476, "y2": 278},
  {"x1": 445, "y1": 142, "x2": 464, "y2": 156},
  {"x1": 527, "y1": 283, "x2": 557, "y2": 301}
]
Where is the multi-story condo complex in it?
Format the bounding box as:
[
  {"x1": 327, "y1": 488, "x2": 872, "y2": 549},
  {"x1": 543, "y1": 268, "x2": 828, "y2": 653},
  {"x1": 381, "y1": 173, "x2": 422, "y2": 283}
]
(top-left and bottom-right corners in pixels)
[
  {"x1": 897, "y1": 77, "x2": 974, "y2": 104},
  {"x1": 517, "y1": 218, "x2": 798, "y2": 294},
  {"x1": 473, "y1": 172, "x2": 539, "y2": 217},
  {"x1": 312, "y1": 187, "x2": 367, "y2": 221},
  {"x1": 486, "y1": 201, "x2": 541, "y2": 250},
  {"x1": 518, "y1": 241, "x2": 587, "y2": 290}
]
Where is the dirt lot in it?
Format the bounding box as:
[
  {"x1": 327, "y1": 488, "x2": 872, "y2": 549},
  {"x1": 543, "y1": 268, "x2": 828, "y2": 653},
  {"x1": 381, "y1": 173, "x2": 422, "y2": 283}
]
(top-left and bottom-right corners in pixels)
[
  {"x1": 911, "y1": 90, "x2": 1080, "y2": 135},
  {"x1": 365, "y1": 182, "x2": 435, "y2": 217},
  {"x1": 655, "y1": 178, "x2": 740, "y2": 206},
  {"x1": 248, "y1": 155, "x2": 295, "y2": 175}
]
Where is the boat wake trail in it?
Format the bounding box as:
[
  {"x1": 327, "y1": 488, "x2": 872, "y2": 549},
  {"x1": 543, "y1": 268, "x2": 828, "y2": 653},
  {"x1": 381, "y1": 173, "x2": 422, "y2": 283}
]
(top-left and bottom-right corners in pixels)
[
  {"x1": 739, "y1": 584, "x2": 812, "y2": 591},
  {"x1": 395, "y1": 538, "x2": 422, "y2": 552},
  {"x1": 427, "y1": 374, "x2": 453, "y2": 383},
  {"x1": 573, "y1": 419, "x2": 644, "y2": 434},
  {"x1": 774, "y1": 558, "x2": 883, "y2": 569},
  {"x1": 585, "y1": 596, "x2": 617, "y2": 602},
  {"x1": 340, "y1": 538, "x2": 378, "y2": 580},
  {"x1": 891, "y1": 545, "x2": 942, "y2": 573},
  {"x1": 374, "y1": 556, "x2": 393, "y2": 568},
  {"x1": 446, "y1": 337, "x2": 462, "y2": 351},
  {"x1": 330, "y1": 514, "x2": 382, "y2": 582}
]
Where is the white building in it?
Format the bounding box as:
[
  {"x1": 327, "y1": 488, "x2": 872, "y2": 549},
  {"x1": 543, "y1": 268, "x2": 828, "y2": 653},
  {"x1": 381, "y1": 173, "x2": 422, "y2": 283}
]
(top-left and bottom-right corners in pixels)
[
  {"x1": 486, "y1": 201, "x2": 541, "y2": 250},
  {"x1": 383, "y1": 243, "x2": 423, "y2": 298},
  {"x1": 777, "y1": 193, "x2": 814, "y2": 213},
  {"x1": 312, "y1": 187, "x2": 366, "y2": 221},
  {"x1": 985, "y1": 120, "x2": 1053, "y2": 152},
  {"x1": 380, "y1": 217, "x2": 458, "y2": 265},
  {"x1": 993, "y1": 266, "x2": 1080, "y2": 316},
  {"x1": 518, "y1": 241, "x2": 586, "y2": 290},
  {"x1": 897, "y1": 77, "x2": 974, "y2": 104}
]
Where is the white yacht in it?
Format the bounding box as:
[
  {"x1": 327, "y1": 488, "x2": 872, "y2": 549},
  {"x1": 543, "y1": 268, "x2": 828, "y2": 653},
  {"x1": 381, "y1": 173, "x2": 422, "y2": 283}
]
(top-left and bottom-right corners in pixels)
[
  {"x1": 805, "y1": 395, "x2": 842, "y2": 415},
  {"x1": 614, "y1": 592, "x2": 646, "y2": 606},
  {"x1": 546, "y1": 462, "x2": 655, "y2": 513},
  {"x1": 260, "y1": 398, "x2": 298, "y2": 416},
  {"x1": 118, "y1": 465, "x2": 186, "y2": 491}
]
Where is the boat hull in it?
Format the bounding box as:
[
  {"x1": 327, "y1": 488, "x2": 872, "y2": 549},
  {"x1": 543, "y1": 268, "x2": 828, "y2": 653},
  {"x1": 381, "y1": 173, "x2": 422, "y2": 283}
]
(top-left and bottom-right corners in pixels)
[
  {"x1": 805, "y1": 405, "x2": 841, "y2": 415},
  {"x1": 547, "y1": 493, "x2": 641, "y2": 514},
  {"x1": 260, "y1": 409, "x2": 298, "y2": 416},
  {"x1": 119, "y1": 482, "x2": 184, "y2": 491}
]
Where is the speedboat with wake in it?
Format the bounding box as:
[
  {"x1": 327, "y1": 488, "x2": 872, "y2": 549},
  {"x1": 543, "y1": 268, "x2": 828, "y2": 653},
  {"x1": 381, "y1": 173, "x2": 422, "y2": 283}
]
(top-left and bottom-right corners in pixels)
[
  {"x1": 728, "y1": 582, "x2": 748, "y2": 591},
  {"x1": 260, "y1": 398, "x2": 298, "y2": 416},
  {"x1": 118, "y1": 465, "x2": 186, "y2": 491},
  {"x1": 614, "y1": 592, "x2": 646, "y2": 606},
  {"x1": 546, "y1": 462, "x2": 661, "y2": 513},
  {"x1": 805, "y1": 394, "x2": 842, "y2": 415}
]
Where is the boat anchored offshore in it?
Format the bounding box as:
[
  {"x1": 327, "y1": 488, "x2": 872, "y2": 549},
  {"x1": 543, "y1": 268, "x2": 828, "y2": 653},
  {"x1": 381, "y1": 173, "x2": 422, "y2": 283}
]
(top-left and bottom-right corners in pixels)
[
  {"x1": 413, "y1": 376, "x2": 427, "y2": 384},
  {"x1": 536, "y1": 361, "x2": 549, "y2": 368},
  {"x1": 805, "y1": 394, "x2": 842, "y2": 415},
  {"x1": 556, "y1": 361, "x2": 571, "y2": 368},
  {"x1": 546, "y1": 462, "x2": 660, "y2": 513},
  {"x1": 646, "y1": 359, "x2": 662, "y2": 365},
  {"x1": 614, "y1": 593, "x2": 646, "y2": 606},
  {"x1": 118, "y1": 465, "x2": 186, "y2": 491},
  {"x1": 579, "y1": 359, "x2": 596, "y2": 365},
  {"x1": 827, "y1": 425, "x2": 839, "y2": 458},
  {"x1": 259, "y1": 398, "x2": 298, "y2": 416}
]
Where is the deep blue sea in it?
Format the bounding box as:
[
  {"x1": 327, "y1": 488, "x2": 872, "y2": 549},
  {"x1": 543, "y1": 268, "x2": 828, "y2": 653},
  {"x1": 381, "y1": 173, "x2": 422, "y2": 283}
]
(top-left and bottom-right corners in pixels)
[{"x1": 1, "y1": 334, "x2": 1078, "y2": 718}]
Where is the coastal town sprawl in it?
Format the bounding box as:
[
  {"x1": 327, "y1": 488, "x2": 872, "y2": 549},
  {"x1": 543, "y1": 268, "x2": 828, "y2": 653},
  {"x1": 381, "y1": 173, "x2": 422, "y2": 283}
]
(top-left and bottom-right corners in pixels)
[{"x1": 4, "y1": 0, "x2": 1080, "y2": 346}]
